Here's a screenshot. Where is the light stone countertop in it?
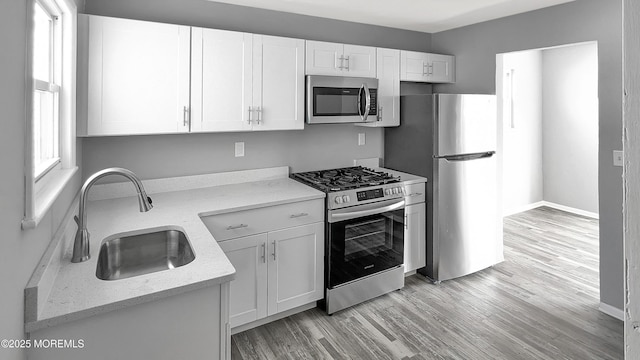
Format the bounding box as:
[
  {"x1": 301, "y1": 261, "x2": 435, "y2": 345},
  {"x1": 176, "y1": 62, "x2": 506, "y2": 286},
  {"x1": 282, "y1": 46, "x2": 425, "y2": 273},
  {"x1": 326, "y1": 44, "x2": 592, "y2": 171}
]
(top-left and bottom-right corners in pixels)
[
  {"x1": 375, "y1": 167, "x2": 428, "y2": 185},
  {"x1": 26, "y1": 177, "x2": 325, "y2": 332}
]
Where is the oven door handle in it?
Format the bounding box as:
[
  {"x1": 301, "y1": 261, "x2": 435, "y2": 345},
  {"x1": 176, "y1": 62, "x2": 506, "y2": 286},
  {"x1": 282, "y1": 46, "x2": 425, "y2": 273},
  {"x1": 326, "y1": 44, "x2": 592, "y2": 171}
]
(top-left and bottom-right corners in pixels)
[{"x1": 328, "y1": 199, "x2": 405, "y2": 223}]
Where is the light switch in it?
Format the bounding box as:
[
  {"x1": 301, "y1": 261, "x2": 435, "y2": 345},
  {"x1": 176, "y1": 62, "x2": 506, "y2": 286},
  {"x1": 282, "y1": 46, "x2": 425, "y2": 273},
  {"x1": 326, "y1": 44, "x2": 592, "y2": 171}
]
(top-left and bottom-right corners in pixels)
[
  {"x1": 613, "y1": 150, "x2": 623, "y2": 167},
  {"x1": 235, "y1": 142, "x2": 245, "y2": 157},
  {"x1": 358, "y1": 133, "x2": 366, "y2": 146}
]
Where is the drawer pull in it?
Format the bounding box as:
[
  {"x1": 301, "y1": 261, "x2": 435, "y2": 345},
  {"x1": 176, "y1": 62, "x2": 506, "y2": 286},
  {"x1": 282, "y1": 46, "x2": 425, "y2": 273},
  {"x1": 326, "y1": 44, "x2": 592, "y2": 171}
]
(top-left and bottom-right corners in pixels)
[
  {"x1": 226, "y1": 224, "x2": 248, "y2": 230},
  {"x1": 408, "y1": 192, "x2": 423, "y2": 197},
  {"x1": 290, "y1": 212, "x2": 309, "y2": 219}
]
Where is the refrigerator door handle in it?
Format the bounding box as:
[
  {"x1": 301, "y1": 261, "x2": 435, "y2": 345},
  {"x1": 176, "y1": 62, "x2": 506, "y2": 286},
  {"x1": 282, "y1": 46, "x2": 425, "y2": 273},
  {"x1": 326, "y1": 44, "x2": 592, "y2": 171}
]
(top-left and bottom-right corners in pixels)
[{"x1": 433, "y1": 151, "x2": 496, "y2": 162}]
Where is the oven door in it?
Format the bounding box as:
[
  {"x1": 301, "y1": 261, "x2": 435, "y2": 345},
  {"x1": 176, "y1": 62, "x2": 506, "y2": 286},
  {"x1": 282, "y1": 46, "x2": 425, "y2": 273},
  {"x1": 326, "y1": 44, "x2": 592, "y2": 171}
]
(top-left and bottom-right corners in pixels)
[{"x1": 327, "y1": 199, "x2": 404, "y2": 288}]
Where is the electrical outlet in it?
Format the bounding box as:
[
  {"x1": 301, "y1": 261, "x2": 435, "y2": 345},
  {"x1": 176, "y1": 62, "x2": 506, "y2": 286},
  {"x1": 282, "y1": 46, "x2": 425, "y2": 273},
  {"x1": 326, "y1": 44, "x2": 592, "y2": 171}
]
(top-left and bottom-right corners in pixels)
[
  {"x1": 235, "y1": 142, "x2": 245, "y2": 157},
  {"x1": 613, "y1": 150, "x2": 623, "y2": 167},
  {"x1": 358, "y1": 133, "x2": 365, "y2": 146}
]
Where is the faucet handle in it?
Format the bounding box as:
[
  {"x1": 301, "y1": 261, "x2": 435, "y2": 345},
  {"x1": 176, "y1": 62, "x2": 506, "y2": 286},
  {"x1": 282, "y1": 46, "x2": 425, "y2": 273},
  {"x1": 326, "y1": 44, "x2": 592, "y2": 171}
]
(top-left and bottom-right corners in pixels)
[{"x1": 74, "y1": 215, "x2": 79, "y2": 225}]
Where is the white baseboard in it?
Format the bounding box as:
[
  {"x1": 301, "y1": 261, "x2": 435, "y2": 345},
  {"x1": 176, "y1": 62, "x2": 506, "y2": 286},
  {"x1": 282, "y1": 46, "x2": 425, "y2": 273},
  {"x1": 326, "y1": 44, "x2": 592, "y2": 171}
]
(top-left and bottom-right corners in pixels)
[
  {"x1": 540, "y1": 201, "x2": 599, "y2": 219},
  {"x1": 599, "y1": 302, "x2": 624, "y2": 321},
  {"x1": 503, "y1": 201, "x2": 599, "y2": 219},
  {"x1": 503, "y1": 201, "x2": 545, "y2": 217}
]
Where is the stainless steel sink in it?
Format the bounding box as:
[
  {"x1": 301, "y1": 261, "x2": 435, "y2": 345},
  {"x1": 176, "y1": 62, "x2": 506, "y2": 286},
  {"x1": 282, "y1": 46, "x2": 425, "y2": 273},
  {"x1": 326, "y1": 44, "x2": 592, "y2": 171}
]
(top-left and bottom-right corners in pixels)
[{"x1": 96, "y1": 228, "x2": 195, "y2": 281}]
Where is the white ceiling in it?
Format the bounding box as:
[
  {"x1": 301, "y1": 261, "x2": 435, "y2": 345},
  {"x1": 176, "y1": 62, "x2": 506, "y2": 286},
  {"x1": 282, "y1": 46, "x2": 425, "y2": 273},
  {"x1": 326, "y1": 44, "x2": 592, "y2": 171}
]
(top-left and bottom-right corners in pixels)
[{"x1": 207, "y1": 0, "x2": 575, "y2": 33}]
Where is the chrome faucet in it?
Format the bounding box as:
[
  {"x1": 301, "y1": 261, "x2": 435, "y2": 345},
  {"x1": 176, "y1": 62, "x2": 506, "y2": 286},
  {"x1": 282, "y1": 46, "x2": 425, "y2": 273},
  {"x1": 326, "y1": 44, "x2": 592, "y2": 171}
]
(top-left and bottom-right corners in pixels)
[{"x1": 72, "y1": 168, "x2": 153, "y2": 263}]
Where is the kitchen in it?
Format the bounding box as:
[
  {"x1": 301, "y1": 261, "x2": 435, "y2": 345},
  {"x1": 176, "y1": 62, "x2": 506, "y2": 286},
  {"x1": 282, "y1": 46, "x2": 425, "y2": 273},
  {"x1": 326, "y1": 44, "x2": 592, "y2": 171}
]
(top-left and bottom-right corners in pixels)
[{"x1": 0, "y1": 0, "x2": 630, "y2": 359}]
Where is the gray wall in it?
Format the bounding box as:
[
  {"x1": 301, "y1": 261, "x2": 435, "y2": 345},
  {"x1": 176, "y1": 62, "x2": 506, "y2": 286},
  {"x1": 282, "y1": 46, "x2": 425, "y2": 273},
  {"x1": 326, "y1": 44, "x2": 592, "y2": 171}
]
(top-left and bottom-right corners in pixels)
[
  {"x1": 81, "y1": 0, "x2": 431, "y2": 182},
  {"x1": 0, "y1": 1, "x2": 84, "y2": 359},
  {"x1": 82, "y1": 126, "x2": 383, "y2": 180},
  {"x1": 542, "y1": 43, "x2": 599, "y2": 214},
  {"x1": 432, "y1": 0, "x2": 622, "y2": 309}
]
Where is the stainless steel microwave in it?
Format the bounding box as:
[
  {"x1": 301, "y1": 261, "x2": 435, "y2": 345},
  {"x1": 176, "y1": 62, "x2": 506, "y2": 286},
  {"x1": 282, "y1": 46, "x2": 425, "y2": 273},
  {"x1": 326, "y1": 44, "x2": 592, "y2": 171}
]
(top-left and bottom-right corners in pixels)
[{"x1": 306, "y1": 75, "x2": 378, "y2": 124}]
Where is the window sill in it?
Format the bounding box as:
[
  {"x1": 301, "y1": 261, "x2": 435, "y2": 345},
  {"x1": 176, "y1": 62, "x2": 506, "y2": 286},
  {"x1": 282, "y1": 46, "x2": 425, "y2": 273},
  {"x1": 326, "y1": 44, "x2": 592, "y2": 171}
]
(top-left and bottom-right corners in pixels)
[{"x1": 22, "y1": 166, "x2": 78, "y2": 230}]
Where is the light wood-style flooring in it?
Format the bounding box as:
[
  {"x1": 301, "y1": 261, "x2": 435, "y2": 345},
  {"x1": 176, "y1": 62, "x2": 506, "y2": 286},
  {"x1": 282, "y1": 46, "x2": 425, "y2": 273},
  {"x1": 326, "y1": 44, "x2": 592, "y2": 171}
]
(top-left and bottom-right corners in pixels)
[{"x1": 231, "y1": 206, "x2": 623, "y2": 359}]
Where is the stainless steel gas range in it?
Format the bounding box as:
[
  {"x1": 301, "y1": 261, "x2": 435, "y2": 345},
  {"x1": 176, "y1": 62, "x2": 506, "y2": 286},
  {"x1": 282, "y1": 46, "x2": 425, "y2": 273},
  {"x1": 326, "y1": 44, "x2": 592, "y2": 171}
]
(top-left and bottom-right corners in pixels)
[{"x1": 291, "y1": 166, "x2": 407, "y2": 314}]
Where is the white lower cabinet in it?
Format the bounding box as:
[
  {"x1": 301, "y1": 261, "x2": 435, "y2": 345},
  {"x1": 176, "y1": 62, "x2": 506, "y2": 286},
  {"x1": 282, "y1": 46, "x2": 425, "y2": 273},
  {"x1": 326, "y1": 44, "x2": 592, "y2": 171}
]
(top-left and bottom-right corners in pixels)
[
  {"x1": 219, "y1": 233, "x2": 268, "y2": 327},
  {"x1": 27, "y1": 284, "x2": 230, "y2": 360},
  {"x1": 210, "y1": 202, "x2": 324, "y2": 329},
  {"x1": 267, "y1": 223, "x2": 324, "y2": 314},
  {"x1": 404, "y1": 202, "x2": 426, "y2": 273}
]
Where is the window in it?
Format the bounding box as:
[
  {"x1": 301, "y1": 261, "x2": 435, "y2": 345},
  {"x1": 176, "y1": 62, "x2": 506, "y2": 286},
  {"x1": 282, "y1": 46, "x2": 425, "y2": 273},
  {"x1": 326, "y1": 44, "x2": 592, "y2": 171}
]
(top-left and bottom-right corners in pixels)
[
  {"x1": 23, "y1": 0, "x2": 78, "y2": 229},
  {"x1": 33, "y1": 1, "x2": 61, "y2": 179}
]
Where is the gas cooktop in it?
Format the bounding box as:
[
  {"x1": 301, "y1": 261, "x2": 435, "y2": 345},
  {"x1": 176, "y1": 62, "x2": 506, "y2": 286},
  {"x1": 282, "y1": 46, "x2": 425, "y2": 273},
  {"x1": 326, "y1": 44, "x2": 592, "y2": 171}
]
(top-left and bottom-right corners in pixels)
[{"x1": 290, "y1": 166, "x2": 401, "y2": 192}]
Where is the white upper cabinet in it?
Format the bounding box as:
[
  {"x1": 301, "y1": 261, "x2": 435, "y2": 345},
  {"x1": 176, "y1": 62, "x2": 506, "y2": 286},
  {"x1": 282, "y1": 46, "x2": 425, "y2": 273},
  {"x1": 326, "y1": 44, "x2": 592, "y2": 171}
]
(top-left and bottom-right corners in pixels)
[
  {"x1": 252, "y1": 35, "x2": 305, "y2": 131},
  {"x1": 400, "y1": 50, "x2": 455, "y2": 83},
  {"x1": 306, "y1": 40, "x2": 376, "y2": 77},
  {"x1": 305, "y1": 41, "x2": 343, "y2": 76},
  {"x1": 79, "y1": 15, "x2": 190, "y2": 136},
  {"x1": 191, "y1": 30, "x2": 304, "y2": 132},
  {"x1": 191, "y1": 28, "x2": 253, "y2": 132},
  {"x1": 357, "y1": 48, "x2": 400, "y2": 128}
]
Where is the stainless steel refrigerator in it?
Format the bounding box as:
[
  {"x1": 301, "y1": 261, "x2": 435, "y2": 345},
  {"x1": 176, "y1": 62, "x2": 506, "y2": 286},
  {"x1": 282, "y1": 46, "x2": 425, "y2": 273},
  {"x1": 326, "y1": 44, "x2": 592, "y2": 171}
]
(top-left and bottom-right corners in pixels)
[{"x1": 384, "y1": 94, "x2": 503, "y2": 282}]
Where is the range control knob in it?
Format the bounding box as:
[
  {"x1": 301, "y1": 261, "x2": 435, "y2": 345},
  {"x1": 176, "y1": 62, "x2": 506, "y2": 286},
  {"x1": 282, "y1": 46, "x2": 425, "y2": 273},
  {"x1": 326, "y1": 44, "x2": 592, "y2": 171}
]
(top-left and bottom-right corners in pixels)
[
  {"x1": 393, "y1": 188, "x2": 399, "y2": 194},
  {"x1": 335, "y1": 196, "x2": 343, "y2": 204},
  {"x1": 343, "y1": 195, "x2": 350, "y2": 203},
  {"x1": 385, "y1": 189, "x2": 392, "y2": 196}
]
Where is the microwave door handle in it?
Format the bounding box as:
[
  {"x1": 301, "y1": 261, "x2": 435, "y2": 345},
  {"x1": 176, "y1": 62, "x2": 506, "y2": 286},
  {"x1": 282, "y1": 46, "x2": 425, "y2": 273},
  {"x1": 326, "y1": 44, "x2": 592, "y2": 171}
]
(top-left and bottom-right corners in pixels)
[
  {"x1": 362, "y1": 83, "x2": 371, "y2": 121},
  {"x1": 357, "y1": 85, "x2": 364, "y2": 120}
]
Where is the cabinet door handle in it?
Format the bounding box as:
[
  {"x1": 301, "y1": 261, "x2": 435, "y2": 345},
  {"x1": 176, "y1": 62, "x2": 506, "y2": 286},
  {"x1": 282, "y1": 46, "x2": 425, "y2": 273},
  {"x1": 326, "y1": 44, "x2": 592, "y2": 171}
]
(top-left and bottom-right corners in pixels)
[
  {"x1": 378, "y1": 106, "x2": 383, "y2": 122},
  {"x1": 422, "y1": 63, "x2": 428, "y2": 76},
  {"x1": 247, "y1": 106, "x2": 253, "y2": 124},
  {"x1": 290, "y1": 212, "x2": 309, "y2": 218},
  {"x1": 226, "y1": 224, "x2": 248, "y2": 230},
  {"x1": 183, "y1": 106, "x2": 190, "y2": 127},
  {"x1": 256, "y1": 106, "x2": 262, "y2": 124},
  {"x1": 404, "y1": 214, "x2": 408, "y2": 230},
  {"x1": 272, "y1": 241, "x2": 277, "y2": 260},
  {"x1": 337, "y1": 55, "x2": 344, "y2": 70},
  {"x1": 261, "y1": 243, "x2": 266, "y2": 263},
  {"x1": 343, "y1": 56, "x2": 350, "y2": 71}
]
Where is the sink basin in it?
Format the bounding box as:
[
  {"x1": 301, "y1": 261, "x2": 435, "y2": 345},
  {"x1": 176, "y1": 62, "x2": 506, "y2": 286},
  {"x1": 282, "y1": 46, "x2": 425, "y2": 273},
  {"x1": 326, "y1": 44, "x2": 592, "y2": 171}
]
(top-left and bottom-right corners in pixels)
[{"x1": 96, "y1": 228, "x2": 195, "y2": 281}]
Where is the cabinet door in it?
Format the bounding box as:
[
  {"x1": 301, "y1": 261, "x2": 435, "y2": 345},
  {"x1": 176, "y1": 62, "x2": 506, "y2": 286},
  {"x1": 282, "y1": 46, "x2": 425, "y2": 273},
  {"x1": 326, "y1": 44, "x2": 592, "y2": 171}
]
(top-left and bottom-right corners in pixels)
[
  {"x1": 357, "y1": 48, "x2": 399, "y2": 128},
  {"x1": 400, "y1": 50, "x2": 430, "y2": 82},
  {"x1": 191, "y1": 28, "x2": 253, "y2": 132},
  {"x1": 427, "y1": 54, "x2": 455, "y2": 83},
  {"x1": 252, "y1": 35, "x2": 305, "y2": 131},
  {"x1": 404, "y1": 203, "x2": 426, "y2": 273},
  {"x1": 219, "y1": 234, "x2": 268, "y2": 328},
  {"x1": 305, "y1": 40, "x2": 342, "y2": 75},
  {"x1": 267, "y1": 223, "x2": 324, "y2": 315},
  {"x1": 343, "y1": 44, "x2": 377, "y2": 78},
  {"x1": 84, "y1": 16, "x2": 190, "y2": 136}
]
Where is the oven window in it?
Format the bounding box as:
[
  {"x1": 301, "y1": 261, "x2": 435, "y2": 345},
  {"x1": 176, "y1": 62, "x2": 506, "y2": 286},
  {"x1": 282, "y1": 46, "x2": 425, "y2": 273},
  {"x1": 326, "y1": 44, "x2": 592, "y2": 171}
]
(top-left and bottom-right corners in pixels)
[
  {"x1": 313, "y1": 87, "x2": 359, "y2": 116},
  {"x1": 328, "y1": 208, "x2": 404, "y2": 288},
  {"x1": 344, "y1": 218, "x2": 391, "y2": 261}
]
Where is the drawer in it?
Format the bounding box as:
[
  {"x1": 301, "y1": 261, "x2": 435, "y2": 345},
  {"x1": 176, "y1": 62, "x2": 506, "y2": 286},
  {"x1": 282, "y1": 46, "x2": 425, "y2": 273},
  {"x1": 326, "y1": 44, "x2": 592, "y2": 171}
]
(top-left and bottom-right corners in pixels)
[
  {"x1": 201, "y1": 199, "x2": 324, "y2": 241},
  {"x1": 403, "y1": 182, "x2": 426, "y2": 205}
]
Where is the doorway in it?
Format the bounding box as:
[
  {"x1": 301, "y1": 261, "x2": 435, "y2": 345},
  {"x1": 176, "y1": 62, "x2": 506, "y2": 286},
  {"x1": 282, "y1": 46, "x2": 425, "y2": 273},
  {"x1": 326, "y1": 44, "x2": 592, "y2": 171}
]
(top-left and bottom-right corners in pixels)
[
  {"x1": 495, "y1": 41, "x2": 600, "y2": 304},
  {"x1": 496, "y1": 42, "x2": 599, "y2": 217}
]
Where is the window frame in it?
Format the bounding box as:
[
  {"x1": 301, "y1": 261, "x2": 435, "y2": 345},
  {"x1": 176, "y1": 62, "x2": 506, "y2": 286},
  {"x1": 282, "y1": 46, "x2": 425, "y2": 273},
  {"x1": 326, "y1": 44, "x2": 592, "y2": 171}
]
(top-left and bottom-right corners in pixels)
[{"x1": 23, "y1": 0, "x2": 78, "y2": 229}]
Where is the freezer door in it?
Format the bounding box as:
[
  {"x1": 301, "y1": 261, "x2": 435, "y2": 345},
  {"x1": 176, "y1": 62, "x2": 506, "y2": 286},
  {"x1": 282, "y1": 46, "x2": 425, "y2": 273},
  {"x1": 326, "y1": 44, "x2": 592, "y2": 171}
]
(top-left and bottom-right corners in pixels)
[
  {"x1": 433, "y1": 154, "x2": 500, "y2": 281},
  {"x1": 435, "y1": 94, "x2": 497, "y2": 156}
]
